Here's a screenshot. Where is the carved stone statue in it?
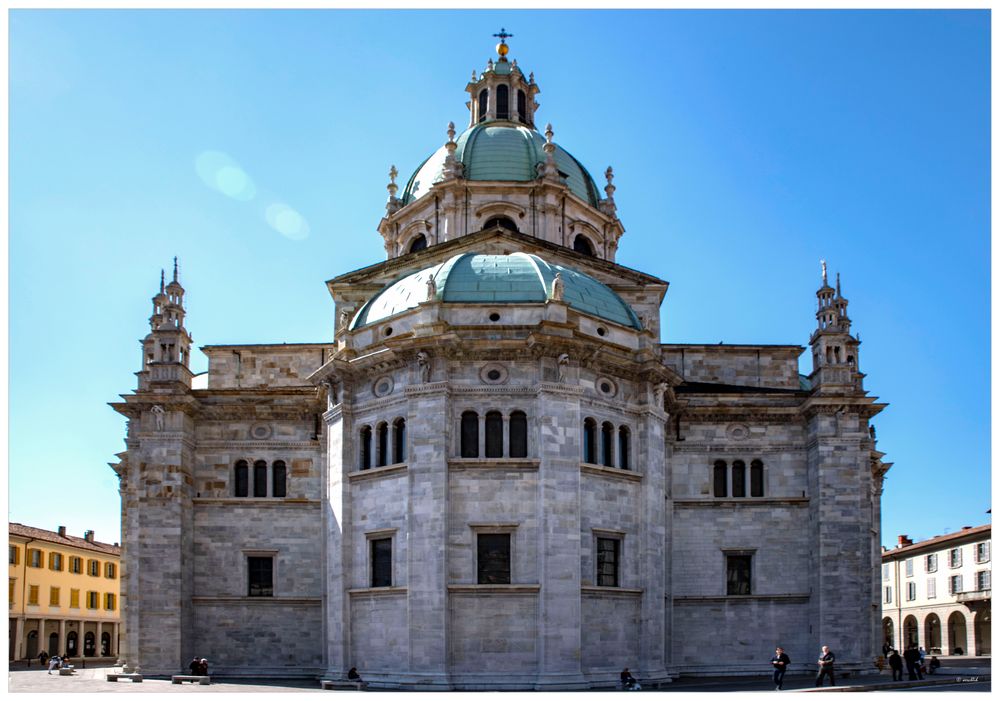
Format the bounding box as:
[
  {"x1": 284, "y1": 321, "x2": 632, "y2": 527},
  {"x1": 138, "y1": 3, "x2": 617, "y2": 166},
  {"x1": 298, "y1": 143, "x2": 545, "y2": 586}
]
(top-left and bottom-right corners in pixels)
[
  {"x1": 151, "y1": 405, "x2": 165, "y2": 431},
  {"x1": 653, "y1": 383, "x2": 668, "y2": 407},
  {"x1": 426, "y1": 274, "x2": 437, "y2": 302},
  {"x1": 557, "y1": 353, "x2": 570, "y2": 383},
  {"x1": 338, "y1": 309, "x2": 352, "y2": 332},
  {"x1": 551, "y1": 272, "x2": 564, "y2": 301},
  {"x1": 320, "y1": 380, "x2": 335, "y2": 410},
  {"x1": 417, "y1": 351, "x2": 431, "y2": 383}
]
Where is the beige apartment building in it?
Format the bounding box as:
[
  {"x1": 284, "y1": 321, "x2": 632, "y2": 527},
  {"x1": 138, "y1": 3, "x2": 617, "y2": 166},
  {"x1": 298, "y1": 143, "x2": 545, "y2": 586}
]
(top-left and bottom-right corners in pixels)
[
  {"x1": 881, "y1": 524, "x2": 991, "y2": 656},
  {"x1": 9, "y1": 523, "x2": 121, "y2": 661}
]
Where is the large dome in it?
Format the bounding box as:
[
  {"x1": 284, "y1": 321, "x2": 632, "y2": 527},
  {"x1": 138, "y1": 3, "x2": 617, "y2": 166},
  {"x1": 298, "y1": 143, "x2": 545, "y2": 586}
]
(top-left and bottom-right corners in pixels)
[
  {"x1": 400, "y1": 123, "x2": 602, "y2": 207},
  {"x1": 351, "y1": 252, "x2": 641, "y2": 330}
]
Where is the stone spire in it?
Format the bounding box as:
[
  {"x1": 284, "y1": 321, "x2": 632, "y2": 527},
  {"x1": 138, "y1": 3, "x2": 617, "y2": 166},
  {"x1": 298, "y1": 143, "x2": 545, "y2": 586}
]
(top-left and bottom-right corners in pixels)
[
  {"x1": 465, "y1": 30, "x2": 540, "y2": 128},
  {"x1": 142, "y1": 260, "x2": 194, "y2": 385},
  {"x1": 386, "y1": 165, "x2": 401, "y2": 215},
  {"x1": 442, "y1": 122, "x2": 464, "y2": 179},
  {"x1": 809, "y1": 263, "x2": 860, "y2": 392},
  {"x1": 599, "y1": 166, "x2": 617, "y2": 216}
]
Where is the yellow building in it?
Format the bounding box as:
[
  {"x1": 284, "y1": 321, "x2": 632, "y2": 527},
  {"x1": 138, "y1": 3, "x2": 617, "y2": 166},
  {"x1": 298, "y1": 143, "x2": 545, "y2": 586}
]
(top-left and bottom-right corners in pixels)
[{"x1": 8, "y1": 523, "x2": 121, "y2": 662}]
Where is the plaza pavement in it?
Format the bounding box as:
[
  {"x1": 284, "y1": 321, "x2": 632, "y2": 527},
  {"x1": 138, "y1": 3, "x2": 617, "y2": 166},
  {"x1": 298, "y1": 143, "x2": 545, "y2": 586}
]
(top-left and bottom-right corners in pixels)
[{"x1": 7, "y1": 660, "x2": 991, "y2": 694}]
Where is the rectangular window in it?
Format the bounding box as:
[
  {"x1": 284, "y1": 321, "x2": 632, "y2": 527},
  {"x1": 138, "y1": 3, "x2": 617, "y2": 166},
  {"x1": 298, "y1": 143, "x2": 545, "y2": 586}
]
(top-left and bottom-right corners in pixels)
[
  {"x1": 105, "y1": 593, "x2": 116, "y2": 610},
  {"x1": 925, "y1": 553, "x2": 938, "y2": 573},
  {"x1": 28, "y1": 549, "x2": 42, "y2": 568},
  {"x1": 49, "y1": 587, "x2": 60, "y2": 606},
  {"x1": 975, "y1": 542, "x2": 991, "y2": 563},
  {"x1": 87, "y1": 559, "x2": 100, "y2": 576},
  {"x1": 882, "y1": 563, "x2": 890, "y2": 581},
  {"x1": 247, "y1": 556, "x2": 274, "y2": 597},
  {"x1": 86, "y1": 591, "x2": 98, "y2": 609},
  {"x1": 105, "y1": 563, "x2": 117, "y2": 579},
  {"x1": 726, "y1": 554, "x2": 752, "y2": 595},
  {"x1": 713, "y1": 462, "x2": 727, "y2": 498},
  {"x1": 905, "y1": 558, "x2": 914, "y2": 577},
  {"x1": 49, "y1": 552, "x2": 63, "y2": 571},
  {"x1": 949, "y1": 547, "x2": 963, "y2": 568},
  {"x1": 9, "y1": 545, "x2": 19, "y2": 565},
  {"x1": 906, "y1": 581, "x2": 916, "y2": 601},
  {"x1": 8, "y1": 579, "x2": 14, "y2": 605},
  {"x1": 70, "y1": 589, "x2": 80, "y2": 608},
  {"x1": 272, "y1": 462, "x2": 287, "y2": 498},
  {"x1": 69, "y1": 557, "x2": 82, "y2": 574},
  {"x1": 976, "y1": 570, "x2": 990, "y2": 591},
  {"x1": 927, "y1": 578, "x2": 937, "y2": 599},
  {"x1": 949, "y1": 575, "x2": 963, "y2": 594},
  {"x1": 596, "y1": 537, "x2": 621, "y2": 587},
  {"x1": 28, "y1": 585, "x2": 39, "y2": 605},
  {"x1": 477, "y1": 533, "x2": 511, "y2": 584},
  {"x1": 884, "y1": 586, "x2": 892, "y2": 604},
  {"x1": 370, "y1": 538, "x2": 392, "y2": 588}
]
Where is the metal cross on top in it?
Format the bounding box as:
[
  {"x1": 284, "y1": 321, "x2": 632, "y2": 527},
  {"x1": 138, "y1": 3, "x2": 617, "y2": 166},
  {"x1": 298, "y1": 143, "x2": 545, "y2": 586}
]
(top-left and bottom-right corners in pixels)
[{"x1": 493, "y1": 28, "x2": 514, "y2": 43}]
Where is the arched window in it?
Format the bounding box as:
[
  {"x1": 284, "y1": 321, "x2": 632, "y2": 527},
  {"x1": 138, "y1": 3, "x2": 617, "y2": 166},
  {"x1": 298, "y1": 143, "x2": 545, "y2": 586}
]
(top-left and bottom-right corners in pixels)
[
  {"x1": 49, "y1": 632, "x2": 59, "y2": 656},
  {"x1": 360, "y1": 426, "x2": 372, "y2": 470},
  {"x1": 392, "y1": 418, "x2": 407, "y2": 463},
  {"x1": 574, "y1": 234, "x2": 595, "y2": 256},
  {"x1": 732, "y1": 460, "x2": 746, "y2": 498},
  {"x1": 750, "y1": 459, "x2": 764, "y2": 497},
  {"x1": 100, "y1": 631, "x2": 111, "y2": 656},
  {"x1": 84, "y1": 631, "x2": 96, "y2": 657},
  {"x1": 484, "y1": 216, "x2": 518, "y2": 232},
  {"x1": 618, "y1": 426, "x2": 631, "y2": 470},
  {"x1": 713, "y1": 460, "x2": 727, "y2": 497},
  {"x1": 376, "y1": 422, "x2": 389, "y2": 467},
  {"x1": 478, "y1": 89, "x2": 488, "y2": 122},
  {"x1": 517, "y1": 89, "x2": 527, "y2": 123},
  {"x1": 26, "y1": 630, "x2": 38, "y2": 659},
  {"x1": 234, "y1": 460, "x2": 249, "y2": 497},
  {"x1": 253, "y1": 460, "x2": 268, "y2": 497},
  {"x1": 583, "y1": 418, "x2": 597, "y2": 464},
  {"x1": 408, "y1": 234, "x2": 427, "y2": 253},
  {"x1": 601, "y1": 422, "x2": 615, "y2": 467},
  {"x1": 66, "y1": 631, "x2": 78, "y2": 657},
  {"x1": 496, "y1": 84, "x2": 509, "y2": 120},
  {"x1": 272, "y1": 460, "x2": 287, "y2": 498},
  {"x1": 461, "y1": 411, "x2": 479, "y2": 458},
  {"x1": 485, "y1": 411, "x2": 503, "y2": 458},
  {"x1": 509, "y1": 411, "x2": 527, "y2": 458}
]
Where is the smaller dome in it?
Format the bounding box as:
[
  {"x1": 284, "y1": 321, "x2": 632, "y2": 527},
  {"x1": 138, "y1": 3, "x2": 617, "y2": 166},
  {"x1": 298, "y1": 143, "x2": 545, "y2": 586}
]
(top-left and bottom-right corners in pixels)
[
  {"x1": 401, "y1": 124, "x2": 601, "y2": 207},
  {"x1": 351, "y1": 253, "x2": 641, "y2": 330}
]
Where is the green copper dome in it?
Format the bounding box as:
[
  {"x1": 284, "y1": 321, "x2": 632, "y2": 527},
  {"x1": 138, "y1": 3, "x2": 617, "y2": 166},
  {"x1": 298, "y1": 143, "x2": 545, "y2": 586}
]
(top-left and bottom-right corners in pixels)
[
  {"x1": 351, "y1": 253, "x2": 641, "y2": 330},
  {"x1": 401, "y1": 124, "x2": 602, "y2": 207}
]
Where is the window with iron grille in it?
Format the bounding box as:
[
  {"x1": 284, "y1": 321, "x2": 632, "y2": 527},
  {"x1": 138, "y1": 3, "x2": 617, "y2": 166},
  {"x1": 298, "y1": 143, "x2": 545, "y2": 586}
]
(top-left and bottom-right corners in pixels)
[
  {"x1": 949, "y1": 548, "x2": 963, "y2": 568},
  {"x1": 248, "y1": 556, "x2": 274, "y2": 597},
  {"x1": 371, "y1": 538, "x2": 392, "y2": 588},
  {"x1": 597, "y1": 537, "x2": 620, "y2": 587},
  {"x1": 726, "y1": 554, "x2": 752, "y2": 595},
  {"x1": 976, "y1": 570, "x2": 990, "y2": 591},
  {"x1": 477, "y1": 533, "x2": 511, "y2": 584},
  {"x1": 925, "y1": 553, "x2": 938, "y2": 573},
  {"x1": 948, "y1": 575, "x2": 963, "y2": 594}
]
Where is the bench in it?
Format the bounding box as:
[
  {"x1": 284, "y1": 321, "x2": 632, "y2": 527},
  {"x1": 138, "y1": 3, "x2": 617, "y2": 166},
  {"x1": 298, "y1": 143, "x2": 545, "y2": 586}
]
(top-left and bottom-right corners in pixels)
[
  {"x1": 58, "y1": 667, "x2": 75, "y2": 676},
  {"x1": 171, "y1": 675, "x2": 211, "y2": 685},
  {"x1": 321, "y1": 679, "x2": 364, "y2": 690},
  {"x1": 107, "y1": 673, "x2": 143, "y2": 682}
]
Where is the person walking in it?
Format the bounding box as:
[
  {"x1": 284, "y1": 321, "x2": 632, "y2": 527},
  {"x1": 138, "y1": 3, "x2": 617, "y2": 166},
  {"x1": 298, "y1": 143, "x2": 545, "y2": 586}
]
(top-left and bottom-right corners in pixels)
[
  {"x1": 903, "y1": 646, "x2": 923, "y2": 680},
  {"x1": 189, "y1": 657, "x2": 201, "y2": 675},
  {"x1": 771, "y1": 646, "x2": 791, "y2": 690},
  {"x1": 47, "y1": 655, "x2": 61, "y2": 674},
  {"x1": 815, "y1": 645, "x2": 836, "y2": 687},
  {"x1": 887, "y1": 649, "x2": 904, "y2": 681}
]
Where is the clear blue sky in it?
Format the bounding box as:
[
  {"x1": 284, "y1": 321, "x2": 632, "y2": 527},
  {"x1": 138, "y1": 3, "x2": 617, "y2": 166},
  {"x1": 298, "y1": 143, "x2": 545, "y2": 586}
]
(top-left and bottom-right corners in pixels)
[{"x1": 9, "y1": 9, "x2": 990, "y2": 548}]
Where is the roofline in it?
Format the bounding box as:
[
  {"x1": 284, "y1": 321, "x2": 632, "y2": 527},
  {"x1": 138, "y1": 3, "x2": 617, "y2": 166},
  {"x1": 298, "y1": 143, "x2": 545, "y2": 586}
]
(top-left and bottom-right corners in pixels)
[
  {"x1": 328, "y1": 227, "x2": 668, "y2": 289},
  {"x1": 9, "y1": 523, "x2": 121, "y2": 555},
  {"x1": 662, "y1": 343, "x2": 806, "y2": 353},
  {"x1": 200, "y1": 342, "x2": 332, "y2": 352},
  {"x1": 882, "y1": 524, "x2": 991, "y2": 559}
]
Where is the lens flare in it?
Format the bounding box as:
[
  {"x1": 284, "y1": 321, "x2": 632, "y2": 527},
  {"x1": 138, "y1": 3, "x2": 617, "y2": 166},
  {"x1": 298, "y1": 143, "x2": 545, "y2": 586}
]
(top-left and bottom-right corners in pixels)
[
  {"x1": 265, "y1": 202, "x2": 310, "y2": 240},
  {"x1": 195, "y1": 151, "x2": 256, "y2": 201}
]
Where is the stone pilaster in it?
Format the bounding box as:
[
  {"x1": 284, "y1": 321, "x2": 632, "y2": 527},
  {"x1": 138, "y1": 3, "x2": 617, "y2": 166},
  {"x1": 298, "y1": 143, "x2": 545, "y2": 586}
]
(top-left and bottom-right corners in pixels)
[
  {"x1": 323, "y1": 403, "x2": 349, "y2": 679},
  {"x1": 638, "y1": 401, "x2": 670, "y2": 683},
  {"x1": 404, "y1": 383, "x2": 450, "y2": 688},
  {"x1": 534, "y1": 383, "x2": 586, "y2": 689}
]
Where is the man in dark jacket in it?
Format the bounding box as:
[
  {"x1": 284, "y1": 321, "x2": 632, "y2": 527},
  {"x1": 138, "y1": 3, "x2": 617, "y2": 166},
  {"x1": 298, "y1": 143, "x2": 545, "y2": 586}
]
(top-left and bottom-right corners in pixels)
[
  {"x1": 903, "y1": 646, "x2": 923, "y2": 680},
  {"x1": 887, "y1": 649, "x2": 904, "y2": 681},
  {"x1": 771, "y1": 647, "x2": 791, "y2": 690},
  {"x1": 815, "y1": 645, "x2": 836, "y2": 686}
]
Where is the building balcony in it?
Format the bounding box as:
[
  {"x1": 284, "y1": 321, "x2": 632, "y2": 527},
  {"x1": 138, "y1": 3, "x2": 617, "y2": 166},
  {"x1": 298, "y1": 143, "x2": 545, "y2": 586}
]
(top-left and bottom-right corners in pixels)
[{"x1": 956, "y1": 589, "x2": 991, "y2": 604}]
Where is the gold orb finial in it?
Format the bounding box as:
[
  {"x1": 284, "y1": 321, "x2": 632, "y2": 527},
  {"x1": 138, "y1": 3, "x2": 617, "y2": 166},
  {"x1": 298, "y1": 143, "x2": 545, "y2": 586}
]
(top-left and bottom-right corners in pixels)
[
  {"x1": 496, "y1": 42, "x2": 509, "y2": 58},
  {"x1": 492, "y1": 28, "x2": 513, "y2": 61}
]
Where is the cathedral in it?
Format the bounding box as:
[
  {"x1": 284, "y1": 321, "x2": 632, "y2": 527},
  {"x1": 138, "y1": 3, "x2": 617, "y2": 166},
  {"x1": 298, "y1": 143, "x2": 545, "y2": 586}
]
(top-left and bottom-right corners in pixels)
[{"x1": 111, "y1": 37, "x2": 891, "y2": 689}]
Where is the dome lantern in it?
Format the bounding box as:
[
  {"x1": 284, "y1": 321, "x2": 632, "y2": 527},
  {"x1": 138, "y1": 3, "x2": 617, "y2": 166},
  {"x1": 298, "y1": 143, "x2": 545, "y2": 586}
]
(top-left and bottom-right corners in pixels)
[{"x1": 466, "y1": 29, "x2": 539, "y2": 128}]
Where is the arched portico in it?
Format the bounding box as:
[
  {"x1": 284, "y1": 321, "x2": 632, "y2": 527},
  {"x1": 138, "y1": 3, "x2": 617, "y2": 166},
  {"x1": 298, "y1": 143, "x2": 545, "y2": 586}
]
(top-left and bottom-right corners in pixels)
[
  {"x1": 948, "y1": 611, "x2": 968, "y2": 655},
  {"x1": 974, "y1": 609, "x2": 990, "y2": 656}
]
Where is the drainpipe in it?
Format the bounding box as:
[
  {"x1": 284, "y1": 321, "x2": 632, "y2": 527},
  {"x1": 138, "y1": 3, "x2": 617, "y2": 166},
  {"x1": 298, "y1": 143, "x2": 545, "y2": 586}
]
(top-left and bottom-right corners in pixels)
[{"x1": 20, "y1": 537, "x2": 35, "y2": 661}]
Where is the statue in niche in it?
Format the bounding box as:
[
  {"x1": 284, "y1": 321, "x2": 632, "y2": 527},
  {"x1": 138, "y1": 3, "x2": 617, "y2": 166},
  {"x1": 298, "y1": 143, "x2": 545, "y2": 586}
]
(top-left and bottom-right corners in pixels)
[
  {"x1": 417, "y1": 351, "x2": 431, "y2": 383},
  {"x1": 338, "y1": 309, "x2": 352, "y2": 333},
  {"x1": 557, "y1": 353, "x2": 570, "y2": 383},
  {"x1": 653, "y1": 383, "x2": 668, "y2": 407},
  {"x1": 426, "y1": 274, "x2": 437, "y2": 301},
  {"x1": 151, "y1": 405, "x2": 165, "y2": 431},
  {"x1": 551, "y1": 272, "x2": 564, "y2": 301}
]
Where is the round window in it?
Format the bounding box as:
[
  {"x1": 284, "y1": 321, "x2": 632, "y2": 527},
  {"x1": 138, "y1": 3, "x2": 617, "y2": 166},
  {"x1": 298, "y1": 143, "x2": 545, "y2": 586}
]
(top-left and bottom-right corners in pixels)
[
  {"x1": 383, "y1": 327, "x2": 393, "y2": 337},
  {"x1": 479, "y1": 363, "x2": 509, "y2": 385},
  {"x1": 489, "y1": 312, "x2": 501, "y2": 322},
  {"x1": 487, "y1": 369, "x2": 502, "y2": 381},
  {"x1": 597, "y1": 326, "x2": 607, "y2": 337}
]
